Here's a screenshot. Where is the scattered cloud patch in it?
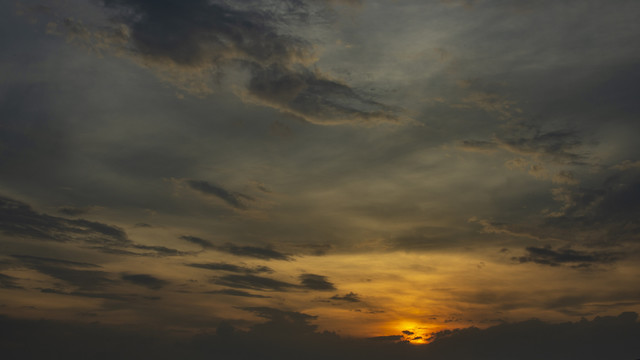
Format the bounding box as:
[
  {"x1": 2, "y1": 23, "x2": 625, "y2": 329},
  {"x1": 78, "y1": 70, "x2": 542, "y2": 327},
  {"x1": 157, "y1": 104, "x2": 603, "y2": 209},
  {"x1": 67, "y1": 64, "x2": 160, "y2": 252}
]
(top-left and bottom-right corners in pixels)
[
  {"x1": 514, "y1": 246, "x2": 620, "y2": 268},
  {"x1": 187, "y1": 262, "x2": 273, "y2": 274},
  {"x1": 205, "y1": 289, "x2": 270, "y2": 298},
  {"x1": 121, "y1": 274, "x2": 169, "y2": 290},
  {"x1": 299, "y1": 273, "x2": 336, "y2": 291},
  {"x1": 185, "y1": 180, "x2": 253, "y2": 210},
  {"x1": 330, "y1": 292, "x2": 361, "y2": 302}
]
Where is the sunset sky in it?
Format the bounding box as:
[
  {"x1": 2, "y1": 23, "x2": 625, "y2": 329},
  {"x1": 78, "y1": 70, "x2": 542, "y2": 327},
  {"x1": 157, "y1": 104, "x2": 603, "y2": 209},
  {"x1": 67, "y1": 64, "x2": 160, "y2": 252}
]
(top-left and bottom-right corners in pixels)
[{"x1": 1, "y1": 0, "x2": 640, "y2": 358}]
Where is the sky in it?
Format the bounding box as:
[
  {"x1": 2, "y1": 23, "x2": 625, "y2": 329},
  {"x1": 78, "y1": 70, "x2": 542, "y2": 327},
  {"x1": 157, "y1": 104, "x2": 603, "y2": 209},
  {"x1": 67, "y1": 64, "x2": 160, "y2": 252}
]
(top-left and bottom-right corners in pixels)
[{"x1": 1, "y1": 0, "x2": 640, "y2": 358}]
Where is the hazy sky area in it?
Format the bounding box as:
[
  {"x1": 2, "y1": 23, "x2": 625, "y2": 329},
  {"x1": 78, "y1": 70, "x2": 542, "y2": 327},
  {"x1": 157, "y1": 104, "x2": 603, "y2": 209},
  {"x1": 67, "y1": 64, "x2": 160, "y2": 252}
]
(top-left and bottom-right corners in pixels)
[{"x1": 1, "y1": 0, "x2": 640, "y2": 358}]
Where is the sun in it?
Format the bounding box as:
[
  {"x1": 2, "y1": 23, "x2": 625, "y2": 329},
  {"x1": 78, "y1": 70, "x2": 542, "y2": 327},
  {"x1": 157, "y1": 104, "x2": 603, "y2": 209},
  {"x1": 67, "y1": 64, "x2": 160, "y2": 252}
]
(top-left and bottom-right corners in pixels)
[{"x1": 393, "y1": 320, "x2": 431, "y2": 344}]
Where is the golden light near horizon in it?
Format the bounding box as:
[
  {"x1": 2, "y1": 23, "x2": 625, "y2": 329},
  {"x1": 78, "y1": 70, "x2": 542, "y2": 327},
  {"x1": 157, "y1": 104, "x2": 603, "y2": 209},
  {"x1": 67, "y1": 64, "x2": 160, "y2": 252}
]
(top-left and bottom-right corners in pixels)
[{"x1": 2, "y1": 0, "x2": 640, "y2": 358}]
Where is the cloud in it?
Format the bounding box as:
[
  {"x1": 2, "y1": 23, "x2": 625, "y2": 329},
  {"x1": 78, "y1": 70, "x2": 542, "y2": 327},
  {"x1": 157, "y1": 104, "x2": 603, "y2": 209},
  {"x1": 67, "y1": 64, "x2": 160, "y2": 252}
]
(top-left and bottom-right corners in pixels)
[
  {"x1": 179, "y1": 235, "x2": 292, "y2": 261},
  {"x1": 101, "y1": 0, "x2": 313, "y2": 68},
  {"x1": 185, "y1": 180, "x2": 253, "y2": 210},
  {"x1": 0, "y1": 195, "x2": 128, "y2": 246},
  {"x1": 0, "y1": 273, "x2": 22, "y2": 289},
  {"x1": 299, "y1": 273, "x2": 336, "y2": 291},
  {"x1": 10, "y1": 254, "x2": 114, "y2": 290},
  {"x1": 28, "y1": 265, "x2": 113, "y2": 291},
  {"x1": 513, "y1": 246, "x2": 620, "y2": 268},
  {"x1": 215, "y1": 242, "x2": 293, "y2": 261},
  {"x1": 366, "y1": 335, "x2": 404, "y2": 342},
  {"x1": 180, "y1": 235, "x2": 216, "y2": 249},
  {"x1": 462, "y1": 129, "x2": 586, "y2": 165},
  {"x1": 39, "y1": 288, "x2": 131, "y2": 301},
  {"x1": 11, "y1": 254, "x2": 101, "y2": 268},
  {"x1": 186, "y1": 262, "x2": 273, "y2": 274},
  {"x1": 611, "y1": 160, "x2": 640, "y2": 171},
  {"x1": 1, "y1": 310, "x2": 639, "y2": 360},
  {"x1": 330, "y1": 292, "x2": 361, "y2": 302},
  {"x1": 38, "y1": 0, "x2": 400, "y2": 125},
  {"x1": 205, "y1": 289, "x2": 270, "y2": 298},
  {"x1": 57, "y1": 206, "x2": 92, "y2": 216},
  {"x1": 244, "y1": 63, "x2": 401, "y2": 125},
  {"x1": 212, "y1": 273, "x2": 335, "y2": 292},
  {"x1": 241, "y1": 306, "x2": 320, "y2": 336},
  {"x1": 212, "y1": 274, "x2": 297, "y2": 292},
  {"x1": 121, "y1": 274, "x2": 169, "y2": 290},
  {"x1": 472, "y1": 171, "x2": 640, "y2": 247}
]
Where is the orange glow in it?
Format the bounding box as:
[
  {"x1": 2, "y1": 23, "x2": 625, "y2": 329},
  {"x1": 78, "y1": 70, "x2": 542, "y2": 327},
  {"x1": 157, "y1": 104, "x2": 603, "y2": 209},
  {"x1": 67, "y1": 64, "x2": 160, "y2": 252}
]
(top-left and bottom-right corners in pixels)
[{"x1": 385, "y1": 320, "x2": 434, "y2": 344}]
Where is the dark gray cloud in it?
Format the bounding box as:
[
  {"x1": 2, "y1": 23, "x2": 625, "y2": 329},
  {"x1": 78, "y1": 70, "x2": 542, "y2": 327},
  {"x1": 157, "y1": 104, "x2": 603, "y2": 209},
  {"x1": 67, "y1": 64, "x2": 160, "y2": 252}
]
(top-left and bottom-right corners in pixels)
[
  {"x1": 330, "y1": 292, "x2": 361, "y2": 303},
  {"x1": 205, "y1": 288, "x2": 270, "y2": 298},
  {"x1": 0, "y1": 273, "x2": 22, "y2": 289},
  {"x1": 216, "y1": 242, "x2": 293, "y2": 261},
  {"x1": 211, "y1": 273, "x2": 335, "y2": 292},
  {"x1": 481, "y1": 171, "x2": 640, "y2": 246},
  {"x1": 212, "y1": 274, "x2": 297, "y2": 292},
  {"x1": 299, "y1": 273, "x2": 335, "y2": 291},
  {"x1": 185, "y1": 180, "x2": 253, "y2": 210},
  {"x1": 1, "y1": 310, "x2": 639, "y2": 360},
  {"x1": 241, "y1": 306, "x2": 320, "y2": 337},
  {"x1": 462, "y1": 128, "x2": 586, "y2": 165},
  {"x1": 514, "y1": 246, "x2": 620, "y2": 268},
  {"x1": 246, "y1": 63, "x2": 401, "y2": 125},
  {"x1": 11, "y1": 254, "x2": 112, "y2": 290},
  {"x1": 46, "y1": 0, "x2": 400, "y2": 125},
  {"x1": 131, "y1": 244, "x2": 188, "y2": 256},
  {"x1": 180, "y1": 235, "x2": 215, "y2": 249},
  {"x1": 39, "y1": 288, "x2": 131, "y2": 301},
  {"x1": 101, "y1": 0, "x2": 311, "y2": 67},
  {"x1": 57, "y1": 206, "x2": 91, "y2": 216},
  {"x1": 186, "y1": 262, "x2": 273, "y2": 274},
  {"x1": 0, "y1": 195, "x2": 128, "y2": 246},
  {"x1": 31, "y1": 266, "x2": 113, "y2": 291},
  {"x1": 367, "y1": 335, "x2": 404, "y2": 342},
  {"x1": 11, "y1": 255, "x2": 101, "y2": 268},
  {"x1": 121, "y1": 274, "x2": 168, "y2": 290}
]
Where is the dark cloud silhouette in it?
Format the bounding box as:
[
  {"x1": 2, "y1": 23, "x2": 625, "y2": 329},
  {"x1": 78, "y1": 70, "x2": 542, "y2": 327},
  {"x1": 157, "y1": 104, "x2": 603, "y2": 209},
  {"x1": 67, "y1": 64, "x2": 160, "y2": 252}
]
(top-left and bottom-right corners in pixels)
[
  {"x1": 32, "y1": 266, "x2": 113, "y2": 290},
  {"x1": 185, "y1": 180, "x2": 253, "y2": 210},
  {"x1": 299, "y1": 273, "x2": 336, "y2": 291},
  {"x1": 39, "y1": 288, "x2": 130, "y2": 301},
  {"x1": 91, "y1": 244, "x2": 189, "y2": 257},
  {"x1": 211, "y1": 273, "x2": 335, "y2": 292},
  {"x1": 180, "y1": 235, "x2": 215, "y2": 249},
  {"x1": 246, "y1": 63, "x2": 400, "y2": 125},
  {"x1": 514, "y1": 246, "x2": 620, "y2": 268},
  {"x1": 212, "y1": 274, "x2": 297, "y2": 292},
  {"x1": 330, "y1": 292, "x2": 361, "y2": 302},
  {"x1": 121, "y1": 274, "x2": 168, "y2": 290},
  {"x1": 0, "y1": 311, "x2": 639, "y2": 360},
  {"x1": 57, "y1": 206, "x2": 91, "y2": 216},
  {"x1": 216, "y1": 242, "x2": 293, "y2": 261},
  {"x1": 11, "y1": 254, "x2": 101, "y2": 268},
  {"x1": 186, "y1": 262, "x2": 273, "y2": 274},
  {"x1": 0, "y1": 273, "x2": 22, "y2": 289},
  {"x1": 367, "y1": 334, "x2": 404, "y2": 342},
  {"x1": 462, "y1": 129, "x2": 586, "y2": 165},
  {"x1": 101, "y1": 0, "x2": 311, "y2": 67},
  {"x1": 478, "y1": 171, "x2": 640, "y2": 247},
  {"x1": 0, "y1": 195, "x2": 128, "y2": 246},
  {"x1": 11, "y1": 254, "x2": 113, "y2": 290},
  {"x1": 131, "y1": 244, "x2": 187, "y2": 256},
  {"x1": 54, "y1": 0, "x2": 401, "y2": 125},
  {"x1": 205, "y1": 288, "x2": 270, "y2": 298}
]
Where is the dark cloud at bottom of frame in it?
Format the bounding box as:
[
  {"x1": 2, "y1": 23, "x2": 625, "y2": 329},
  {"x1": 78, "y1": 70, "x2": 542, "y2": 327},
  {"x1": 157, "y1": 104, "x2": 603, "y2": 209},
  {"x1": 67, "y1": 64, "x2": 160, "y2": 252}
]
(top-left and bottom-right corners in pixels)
[{"x1": 0, "y1": 311, "x2": 638, "y2": 360}]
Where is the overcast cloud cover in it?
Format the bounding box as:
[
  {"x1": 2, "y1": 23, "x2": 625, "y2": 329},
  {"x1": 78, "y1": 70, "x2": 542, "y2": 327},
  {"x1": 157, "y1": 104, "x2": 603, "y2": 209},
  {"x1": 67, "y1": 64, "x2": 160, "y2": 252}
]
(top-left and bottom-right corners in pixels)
[{"x1": 1, "y1": 0, "x2": 640, "y2": 358}]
